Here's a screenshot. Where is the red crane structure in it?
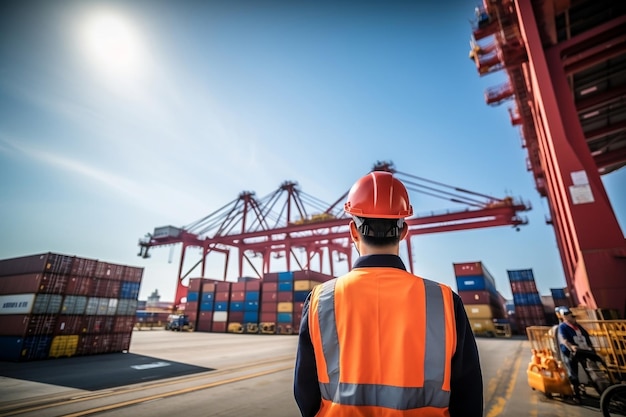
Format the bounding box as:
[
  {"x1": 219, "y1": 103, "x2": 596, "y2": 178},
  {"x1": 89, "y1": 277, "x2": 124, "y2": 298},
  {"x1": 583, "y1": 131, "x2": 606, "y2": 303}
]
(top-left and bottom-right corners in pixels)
[
  {"x1": 138, "y1": 161, "x2": 531, "y2": 308},
  {"x1": 469, "y1": 0, "x2": 626, "y2": 316}
]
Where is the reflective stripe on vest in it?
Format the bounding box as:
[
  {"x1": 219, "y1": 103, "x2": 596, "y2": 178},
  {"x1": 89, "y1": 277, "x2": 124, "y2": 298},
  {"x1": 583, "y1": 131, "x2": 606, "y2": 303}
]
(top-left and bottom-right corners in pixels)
[{"x1": 314, "y1": 276, "x2": 452, "y2": 410}]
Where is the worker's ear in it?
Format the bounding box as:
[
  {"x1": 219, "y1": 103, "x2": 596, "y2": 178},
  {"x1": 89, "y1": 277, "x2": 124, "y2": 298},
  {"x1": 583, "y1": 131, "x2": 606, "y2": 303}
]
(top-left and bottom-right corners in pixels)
[
  {"x1": 400, "y1": 223, "x2": 409, "y2": 240},
  {"x1": 349, "y1": 221, "x2": 360, "y2": 243}
]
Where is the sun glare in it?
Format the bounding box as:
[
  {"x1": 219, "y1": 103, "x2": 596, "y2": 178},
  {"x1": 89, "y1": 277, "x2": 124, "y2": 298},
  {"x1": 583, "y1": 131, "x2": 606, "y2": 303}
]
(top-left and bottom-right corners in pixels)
[{"x1": 80, "y1": 9, "x2": 145, "y2": 80}]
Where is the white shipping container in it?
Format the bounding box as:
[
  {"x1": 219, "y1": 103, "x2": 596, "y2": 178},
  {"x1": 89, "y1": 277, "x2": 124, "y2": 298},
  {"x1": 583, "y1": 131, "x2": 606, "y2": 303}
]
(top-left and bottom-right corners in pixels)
[
  {"x1": 213, "y1": 311, "x2": 228, "y2": 322},
  {"x1": 0, "y1": 293, "x2": 36, "y2": 315}
]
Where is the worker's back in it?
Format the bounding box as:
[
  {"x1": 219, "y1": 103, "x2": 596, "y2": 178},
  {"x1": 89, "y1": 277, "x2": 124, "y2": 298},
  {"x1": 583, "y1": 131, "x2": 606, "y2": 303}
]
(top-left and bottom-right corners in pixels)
[{"x1": 308, "y1": 266, "x2": 456, "y2": 416}]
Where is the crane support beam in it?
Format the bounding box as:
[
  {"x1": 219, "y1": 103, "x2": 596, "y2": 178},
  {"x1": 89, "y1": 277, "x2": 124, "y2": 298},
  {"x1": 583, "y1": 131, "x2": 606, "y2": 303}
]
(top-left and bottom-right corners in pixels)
[{"x1": 511, "y1": 0, "x2": 626, "y2": 316}]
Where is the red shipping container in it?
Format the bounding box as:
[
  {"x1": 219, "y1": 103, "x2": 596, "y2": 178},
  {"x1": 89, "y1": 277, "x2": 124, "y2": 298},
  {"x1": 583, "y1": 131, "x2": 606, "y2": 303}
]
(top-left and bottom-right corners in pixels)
[
  {"x1": 245, "y1": 280, "x2": 261, "y2": 291},
  {"x1": 263, "y1": 272, "x2": 279, "y2": 282},
  {"x1": 71, "y1": 257, "x2": 97, "y2": 277},
  {"x1": 215, "y1": 291, "x2": 230, "y2": 302},
  {"x1": 0, "y1": 315, "x2": 30, "y2": 336},
  {"x1": 216, "y1": 282, "x2": 231, "y2": 292},
  {"x1": 86, "y1": 316, "x2": 115, "y2": 334},
  {"x1": 0, "y1": 274, "x2": 44, "y2": 294},
  {"x1": 230, "y1": 291, "x2": 245, "y2": 301},
  {"x1": 229, "y1": 312, "x2": 244, "y2": 322},
  {"x1": 277, "y1": 292, "x2": 293, "y2": 302},
  {"x1": 55, "y1": 315, "x2": 87, "y2": 335},
  {"x1": 185, "y1": 301, "x2": 199, "y2": 314},
  {"x1": 458, "y1": 290, "x2": 496, "y2": 305},
  {"x1": 196, "y1": 316, "x2": 213, "y2": 332},
  {"x1": 261, "y1": 301, "x2": 277, "y2": 313},
  {"x1": 260, "y1": 312, "x2": 277, "y2": 322},
  {"x1": 212, "y1": 322, "x2": 227, "y2": 332},
  {"x1": 453, "y1": 262, "x2": 486, "y2": 277},
  {"x1": 293, "y1": 302, "x2": 304, "y2": 313},
  {"x1": 232, "y1": 282, "x2": 246, "y2": 291},
  {"x1": 202, "y1": 282, "x2": 216, "y2": 294},
  {"x1": 66, "y1": 276, "x2": 92, "y2": 295},
  {"x1": 187, "y1": 311, "x2": 197, "y2": 323},
  {"x1": 105, "y1": 280, "x2": 121, "y2": 298},
  {"x1": 262, "y1": 292, "x2": 277, "y2": 302},
  {"x1": 113, "y1": 316, "x2": 135, "y2": 333},
  {"x1": 188, "y1": 278, "x2": 202, "y2": 292},
  {"x1": 262, "y1": 282, "x2": 278, "y2": 292},
  {"x1": 28, "y1": 315, "x2": 57, "y2": 335}
]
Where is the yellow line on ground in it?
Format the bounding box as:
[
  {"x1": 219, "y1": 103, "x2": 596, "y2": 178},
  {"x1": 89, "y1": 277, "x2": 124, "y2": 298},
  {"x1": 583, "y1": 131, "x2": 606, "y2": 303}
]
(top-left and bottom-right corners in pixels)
[
  {"x1": 485, "y1": 351, "x2": 522, "y2": 417},
  {"x1": 61, "y1": 365, "x2": 294, "y2": 417}
]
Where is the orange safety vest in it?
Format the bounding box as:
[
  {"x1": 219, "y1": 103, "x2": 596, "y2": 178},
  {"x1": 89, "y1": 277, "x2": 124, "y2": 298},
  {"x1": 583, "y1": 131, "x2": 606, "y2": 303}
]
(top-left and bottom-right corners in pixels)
[{"x1": 308, "y1": 267, "x2": 457, "y2": 417}]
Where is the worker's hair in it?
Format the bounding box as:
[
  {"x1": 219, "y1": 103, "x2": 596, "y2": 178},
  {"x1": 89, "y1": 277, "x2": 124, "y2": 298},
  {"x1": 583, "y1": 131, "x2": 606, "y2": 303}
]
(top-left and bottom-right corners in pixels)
[{"x1": 355, "y1": 217, "x2": 404, "y2": 246}]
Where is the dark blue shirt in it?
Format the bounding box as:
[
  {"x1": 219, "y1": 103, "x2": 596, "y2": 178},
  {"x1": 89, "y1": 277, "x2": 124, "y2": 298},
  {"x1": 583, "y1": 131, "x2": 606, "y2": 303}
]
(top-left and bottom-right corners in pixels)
[{"x1": 293, "y1": 254, "x2": 484, "y2": 417}]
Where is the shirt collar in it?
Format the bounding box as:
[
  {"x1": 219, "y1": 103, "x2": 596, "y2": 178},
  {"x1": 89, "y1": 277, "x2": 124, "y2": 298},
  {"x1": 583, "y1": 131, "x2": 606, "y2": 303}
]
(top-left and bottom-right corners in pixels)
[{"x1": 353, "y1": 254, "x2": 407, "y2": 270}]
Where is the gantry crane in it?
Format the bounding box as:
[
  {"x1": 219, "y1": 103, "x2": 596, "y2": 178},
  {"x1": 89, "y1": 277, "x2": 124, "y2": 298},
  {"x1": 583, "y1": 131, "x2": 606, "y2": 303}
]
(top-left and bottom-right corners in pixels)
[
  {"x1": 137, "y1": 161, "x2": 531, "y2": 308},
  {"x1": 468, "y1": 0, "x2": 626, "y2": 316}
]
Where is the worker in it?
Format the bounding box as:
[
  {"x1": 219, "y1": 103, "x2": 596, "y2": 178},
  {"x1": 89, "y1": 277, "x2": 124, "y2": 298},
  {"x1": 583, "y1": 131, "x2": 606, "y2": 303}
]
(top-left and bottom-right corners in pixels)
[
  {"x1": 293, "y1": 171, "x2": 483, "y2": 417},
  {"x1": 557, "y1": 307, "x2": 597, "y2": 401}
]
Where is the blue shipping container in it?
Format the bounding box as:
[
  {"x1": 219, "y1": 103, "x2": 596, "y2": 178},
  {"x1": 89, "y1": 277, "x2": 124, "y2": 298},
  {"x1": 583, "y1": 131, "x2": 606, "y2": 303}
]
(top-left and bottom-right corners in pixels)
[
  {"x1": 456, "y1": 275, "x2": 494, "y2": 292},
  {"x1": 200, "y1": 300, "x2": 214, "y2": 312},
  {"x1": 277, "y1": 312, "x2": 292, "y2": 323},
  {"x1": 243, "y1": 311, "x2": 258, "y2": 323},
  {"x1": 278, "y1": 271, "x2": 294, "y2": 282}
]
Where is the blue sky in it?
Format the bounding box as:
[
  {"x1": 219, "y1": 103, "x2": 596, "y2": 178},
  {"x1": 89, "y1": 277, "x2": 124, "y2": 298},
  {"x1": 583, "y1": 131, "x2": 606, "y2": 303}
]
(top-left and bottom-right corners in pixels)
[{"x1": 1, "y1": 0, "x2": 624, "y2": 302}]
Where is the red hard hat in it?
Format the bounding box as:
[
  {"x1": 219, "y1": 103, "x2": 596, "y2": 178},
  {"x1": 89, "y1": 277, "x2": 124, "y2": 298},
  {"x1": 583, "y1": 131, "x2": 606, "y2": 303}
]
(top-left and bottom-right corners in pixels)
[{"x1": 344, "y1": 171, "x2": 413, "y2": 219}]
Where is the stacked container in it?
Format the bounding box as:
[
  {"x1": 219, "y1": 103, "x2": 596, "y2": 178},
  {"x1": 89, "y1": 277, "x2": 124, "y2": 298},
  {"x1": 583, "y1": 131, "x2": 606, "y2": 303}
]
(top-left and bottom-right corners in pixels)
[
  {"x1": 186, "y1": 270, "x2": 332, "y2": 335},
  {"x1": 508, "y1": 268, "x2": 546, "y2": 332},
  {"x1": 453, "y1": 261, "x2": 507, "y2": 336},
  {"x1": 550, "y1": 287, "x2": 572, "y2": 310},
  {"x1": 0, "y1": 252, "x2": 142, "y2": 361}
]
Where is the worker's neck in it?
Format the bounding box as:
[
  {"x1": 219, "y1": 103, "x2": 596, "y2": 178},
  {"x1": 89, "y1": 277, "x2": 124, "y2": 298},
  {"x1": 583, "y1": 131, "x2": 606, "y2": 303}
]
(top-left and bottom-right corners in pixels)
[{"x1": 360, "y1": 246, "x2": 400, "y2": 256}]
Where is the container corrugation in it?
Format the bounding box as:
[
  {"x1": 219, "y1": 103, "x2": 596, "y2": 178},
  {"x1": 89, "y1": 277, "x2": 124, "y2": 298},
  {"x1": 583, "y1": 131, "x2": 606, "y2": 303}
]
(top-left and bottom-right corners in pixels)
[
  {"x1": 507, "y1": 269, "x2": 535, "y2": 281},
  {"x1": 49, "y1": 335, "x2": 79, "y2": 358},
  {"x1": 66, "y1": 276, "x2": 92, "y2": 296},
  {"x1": 70, "y1": 257, "x2": 97, "y2": 277},
  {"x1": 61, "y1": 295, "x2": 87, "y2": 315},
  {"x1": 32, "y1": 294, "x2": 63, "y2": 315},
  {"x1": 55, "y1": 315, "x2": 87, "y2": 335}
]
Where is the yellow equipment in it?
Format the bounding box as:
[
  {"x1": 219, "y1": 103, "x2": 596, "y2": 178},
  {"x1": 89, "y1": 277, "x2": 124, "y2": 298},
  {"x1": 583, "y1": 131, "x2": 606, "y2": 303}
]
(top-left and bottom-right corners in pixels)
[{"x1": 526, "y1": 326, "x2": 574, "y2": 398}]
